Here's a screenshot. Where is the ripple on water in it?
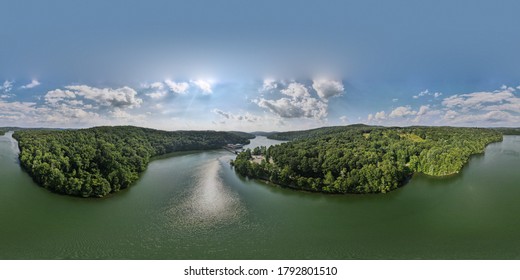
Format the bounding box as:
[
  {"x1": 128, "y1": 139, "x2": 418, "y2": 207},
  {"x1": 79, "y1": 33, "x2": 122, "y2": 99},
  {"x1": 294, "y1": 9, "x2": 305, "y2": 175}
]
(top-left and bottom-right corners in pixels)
[{"x1": 165, "y1": 158, "x2": 247, "y2": 232}]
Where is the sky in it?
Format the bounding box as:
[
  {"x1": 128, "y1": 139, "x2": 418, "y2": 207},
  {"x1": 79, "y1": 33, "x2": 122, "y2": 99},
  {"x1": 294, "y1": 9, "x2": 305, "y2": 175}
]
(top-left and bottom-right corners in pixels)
[{"x1": 1, "y1": 0, "x2": 520, "y2": 131}]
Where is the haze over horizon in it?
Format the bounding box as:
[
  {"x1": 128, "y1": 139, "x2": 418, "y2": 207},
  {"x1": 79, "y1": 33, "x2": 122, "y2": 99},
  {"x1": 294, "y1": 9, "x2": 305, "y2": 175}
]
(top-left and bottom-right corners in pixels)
[{"x1": 2, "y1": 0, "x2": 520, "y2": 131}]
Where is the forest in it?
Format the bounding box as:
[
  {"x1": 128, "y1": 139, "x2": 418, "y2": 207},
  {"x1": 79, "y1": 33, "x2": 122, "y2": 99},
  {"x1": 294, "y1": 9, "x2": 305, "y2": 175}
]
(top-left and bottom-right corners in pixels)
[
  {"x1": 13, "y1": 126, "x2": 251, "y2": 197},
  {"x1": 232, "y1": 126, "x2": 503, "y2": 194}
]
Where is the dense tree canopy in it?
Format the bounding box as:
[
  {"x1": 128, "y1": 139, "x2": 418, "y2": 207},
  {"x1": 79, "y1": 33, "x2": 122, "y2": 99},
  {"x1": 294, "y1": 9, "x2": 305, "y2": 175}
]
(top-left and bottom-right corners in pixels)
[
  {"x1": 0, "y1": 127, "x2": 20, "y2": 135},
  {"x1": 493, "y1": 127, "x2": 520, "y2": 135},
  {"x1": 13, "y1": 126, "x2": 250, "y2": 197},
  {"x1": 233, "y1": 126, "x2": 503, "y2": 194}
]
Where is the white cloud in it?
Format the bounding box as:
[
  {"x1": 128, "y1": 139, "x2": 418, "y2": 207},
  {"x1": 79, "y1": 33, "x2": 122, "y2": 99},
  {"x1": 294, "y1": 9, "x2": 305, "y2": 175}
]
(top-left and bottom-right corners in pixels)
[
  {"x1": 254, "y1": 82, "x2": 328, "y2": 120},
  {"x1": 141, "y1": 81, "x2": 168, "y2": 99},
  {"x1": 212, "y1": 109, "x2": 260, "y2": 123},
  {"x1": 417, "y1": 105, "x2": 429, "y2": 116},
  {"x1": 146, "y1": 91, "x2": 168, "y2": 99},
  {"x1": 280, "y1": 82, "x2": 310, "y2": 98},
  {"x1": 45, "y1": 89, "x2": 77, "y2": 104},
  {"x1": 191, "y1": 79, "x2": 212, "y2": 94},
  {"x1": 20, "y1": 79, "x2": 41, "y2": 89},
  {"x1": 260, "y1": 78, "x2": 278, "y2": 92},
  {"x1": 52, "y1": 106, "x2": 99, "y2": 120},
  {"x1": 339, "y1": 115, "x2": 349, "y2": 123},
  {"x1": 389, "y1": 106, "x2": 417, "y2": 118},
  {"x1": 0, "y1": 100, "x2": 38, "y2": 121},
  {"x1": 165, "y1": 79, "x2": 190, "y2": 94},
  {"x1": 368, "y1": 111, "x2": 386, "y2": 122},
  {"x1": 375, "y1": 111, "x2": 386, "y2": 120},
  {"x1": 212, "y1": 109, "x2": 232, "y2": 119},
  {"x1": 368, "y1": 104, "x2": 439, "y2": 124},
  {"x1": 255, "y1": 97, "x2": 327, "y2": 119},
  {"x1": 437, "y1": 85, "x2": 520, "y2": 125},
  {"x1": 311, "y1": 79, "x2": 344, "y2": 100},
  {"x1": 1, "y1": 80, "x2": 13, "y2": 93},
  {"x1": 0, "y1": 98, "x2": 105, "y2": 126},
  {"x1": 413, "y1": 89, "x2": 442, "y2": 99},
  {"x1": 444, "y1": 110, "x2": 520, "y2": 124},
  {"x1": 392, "y1": 98, "x2": 399, "y2": 102},
  {"x1": 60, "y1": 85, "x2": 142, "y2": 108},
  {"x1": 442, "y1": 88, "x2": 515, "y2": 111},
  {"x1": 149, "y1": 82, "x2": 164, "y2": 90}
]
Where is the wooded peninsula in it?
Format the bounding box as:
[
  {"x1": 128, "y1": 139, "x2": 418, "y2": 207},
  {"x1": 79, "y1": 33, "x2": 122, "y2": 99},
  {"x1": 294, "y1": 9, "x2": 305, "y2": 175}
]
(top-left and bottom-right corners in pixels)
[
  {"x1": 232, "y1": 125, "x2": 503, "y2": 194},
  {"x1": 0, "y1": 125, "x2": 514, "y2": 197},
  {"x1": 12, "y1": 126, "x2": 252, "y2": 197}
]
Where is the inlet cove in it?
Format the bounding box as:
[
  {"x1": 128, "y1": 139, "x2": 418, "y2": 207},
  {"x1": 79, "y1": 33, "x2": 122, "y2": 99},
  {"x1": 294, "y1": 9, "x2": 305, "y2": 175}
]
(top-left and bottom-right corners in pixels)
[{"x1": 1, "y1": 126, "x2": 520, "y2": 259}]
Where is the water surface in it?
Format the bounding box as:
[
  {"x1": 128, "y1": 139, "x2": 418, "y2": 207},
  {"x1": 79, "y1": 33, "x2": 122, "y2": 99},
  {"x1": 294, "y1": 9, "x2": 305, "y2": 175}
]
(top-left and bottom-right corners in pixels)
[{"x1": 1, "y1": 133, "x2": 520, "y2": 259}]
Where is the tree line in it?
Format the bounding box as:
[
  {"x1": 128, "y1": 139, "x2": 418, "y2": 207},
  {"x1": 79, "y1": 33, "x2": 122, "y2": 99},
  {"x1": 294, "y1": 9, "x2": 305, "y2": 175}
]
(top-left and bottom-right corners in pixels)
[
  {"x1": 13, "y1": 126, "x2": 251, "y2": 197},
  {"x1": 232, "y1": 126, "x2": 503, "y2": 194}
]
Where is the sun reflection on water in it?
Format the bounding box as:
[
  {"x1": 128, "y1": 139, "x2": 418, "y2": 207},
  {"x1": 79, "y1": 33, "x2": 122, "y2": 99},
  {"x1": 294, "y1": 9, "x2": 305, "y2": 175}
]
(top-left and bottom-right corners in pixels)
[{"x1": 166, "y1": 157, "x2": 246, "y2": 231}]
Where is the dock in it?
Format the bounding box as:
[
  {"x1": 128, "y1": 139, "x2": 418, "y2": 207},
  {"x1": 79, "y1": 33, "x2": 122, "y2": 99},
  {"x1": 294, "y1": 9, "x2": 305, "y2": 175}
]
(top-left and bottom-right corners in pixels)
[{"x1": 223, "y1": 143, "x2": 244, "y2": 154}]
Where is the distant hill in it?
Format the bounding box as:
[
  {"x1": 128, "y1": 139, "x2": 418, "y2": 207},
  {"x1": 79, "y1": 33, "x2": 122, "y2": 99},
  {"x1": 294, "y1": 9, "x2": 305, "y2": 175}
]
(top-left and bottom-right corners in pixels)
[
  {"x1": 250, "y1": 131, "x2": 280, "y2": 137},
  {"x1": 492, "y1": 127, "x2": 520, "y2": 135},
  {"x1": 267, "y1": 124, "x2": 378, "y2": 141},
  {"x1": 227, "y1": 131, "x2": 256, "y2": 139}
]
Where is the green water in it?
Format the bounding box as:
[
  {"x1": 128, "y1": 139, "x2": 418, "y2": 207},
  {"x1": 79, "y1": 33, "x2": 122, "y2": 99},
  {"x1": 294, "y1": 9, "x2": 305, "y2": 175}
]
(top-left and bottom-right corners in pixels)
[{"x1": 1, "y1": 132, "x2": 520, "y2": 259}]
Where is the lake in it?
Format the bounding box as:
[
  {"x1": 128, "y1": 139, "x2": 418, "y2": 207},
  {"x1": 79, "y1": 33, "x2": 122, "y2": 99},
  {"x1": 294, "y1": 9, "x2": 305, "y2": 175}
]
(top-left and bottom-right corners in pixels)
[{"x1": 1, "y1": 132, "x2": 520, "y2": 259}]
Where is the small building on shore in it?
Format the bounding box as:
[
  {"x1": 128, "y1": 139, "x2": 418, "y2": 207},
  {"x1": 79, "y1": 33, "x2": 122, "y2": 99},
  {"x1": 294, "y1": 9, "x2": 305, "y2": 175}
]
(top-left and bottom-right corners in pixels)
[{"x1": 227, "y1": 143, "x2": 244, "y2": 149}]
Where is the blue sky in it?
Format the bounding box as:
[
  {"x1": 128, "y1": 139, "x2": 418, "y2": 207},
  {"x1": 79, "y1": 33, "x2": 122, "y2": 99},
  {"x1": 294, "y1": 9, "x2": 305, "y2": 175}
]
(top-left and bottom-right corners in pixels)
[{"x1": 1, "y1": 0, "x2": 520, "y2": 131}]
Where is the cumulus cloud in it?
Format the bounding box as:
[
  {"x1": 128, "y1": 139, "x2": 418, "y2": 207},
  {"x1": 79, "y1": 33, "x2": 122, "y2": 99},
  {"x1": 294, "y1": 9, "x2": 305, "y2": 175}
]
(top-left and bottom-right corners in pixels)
[
  {"x1": 417, "y1": 105, "x2": 430, "y2": 116},
  {"x1": 255, "y1": 97, "x2": 327, "y2": 119},
  {"x1": 47, "y1": 106, "x2": 100, "y2": 121},
  {"x1": 146, "y1": 91, "x2": 168, "y2": 99},
  {"x1": 0, "y1": 100, "x2": 38, "y2": 121},
  {"x1": 0, "y1": 98, "x2": 105, "y2": 126},
  {"x1": 367, "y1": 85, "x2": 520, "y2": 126},
  {"x1": 149, "y1": 82, "x2": 164, "y2": 90},
  {"x1": 141, "y1": 81, "x2": 167, "y2": 99},
  {"x1": 260, "y1": 78, "x2": 278, "y2": 92},
  {"x1": 212, "y1": 109, "x2": 260, "y2": 123},
  {"x1": 191, "y1": 79, "x2": 212, "y2": 94},
  {"x1": 49, "y1": 85, "x2": 143, "y2": 108},
  {"x1": 442, "y1": 87, "x2": 516, "y2": 111},
  {"x1": 213, "y1": 109, "x2": 232, "y2": 119},
  {"x1": 389, "y1": 106, "x2": 417, "y2": 118},
  {"x1": 20, "y1": 79, "x2": 41, "y2": 89},
  {"x1": 437, "y1": 85, "x2": 520, "y2": 125},
  {"x1": 368, "y1": 111, "x2": 386, "y2": 122},
  {"x1": 1, "y1": 80, "x2": 13, "y2": 93},
  {"x1": 375, "y1": 111, "x2": 386, "y2": 120},
  {"x1": 444, "y1": 110, "x2": 520, "y2": 124},
  {"x1": 45, "y1": 89, "x2": 77, "y2": 104},
  {"x1": 312, "y1": 79, "x2": 344, "y2": 100},
  {"x1": 339, "y1": 115, "x2": 349, "y2": 123},
  {"x1": 368, "y1": 104, "x2": 439, "y2": 124},
  {"x1": 254, "y1": 82, "x2": 328, "y2": 120},
  {"x1": 280, "y1": 82, "x2": 310, "y2": 98},
  {"x1": 165, "y1": 79, "x2": 190, "y2": 94},
  {"x1": 2, "y1": 83, "x2": 151, "y2": 127},
  {"x1": 413, "y1": 89, "x2": 442, "y2": 99}
]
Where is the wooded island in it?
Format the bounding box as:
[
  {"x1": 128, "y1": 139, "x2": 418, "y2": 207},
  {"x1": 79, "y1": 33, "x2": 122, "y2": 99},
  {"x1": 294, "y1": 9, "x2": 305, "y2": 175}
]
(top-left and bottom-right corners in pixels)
[{"x1": 232, "y1": 125, "x2": 503, "y2": 194}]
